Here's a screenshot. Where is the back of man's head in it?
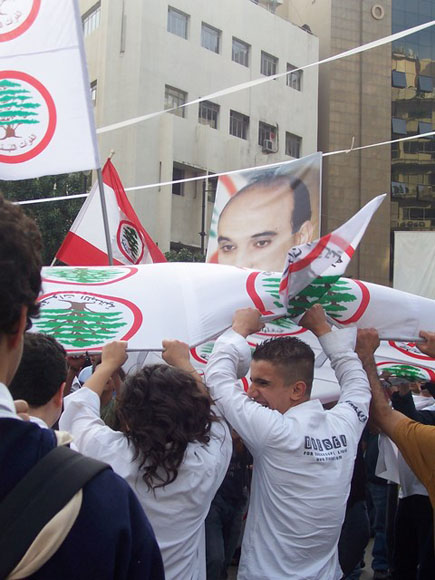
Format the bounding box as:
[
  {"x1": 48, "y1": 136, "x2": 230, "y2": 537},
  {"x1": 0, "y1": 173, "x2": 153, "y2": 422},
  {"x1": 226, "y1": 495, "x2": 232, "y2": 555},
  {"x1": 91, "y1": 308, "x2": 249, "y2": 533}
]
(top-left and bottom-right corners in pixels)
[
  {"x1": 253, "y1": 336, "x2": 314, "y2": 395},
  {"x1": 9, "y1": 333, "x2": 67, "y2": 407},
  {"x1": 0, "y1": 195, "x2": 42, "y2": 337}
]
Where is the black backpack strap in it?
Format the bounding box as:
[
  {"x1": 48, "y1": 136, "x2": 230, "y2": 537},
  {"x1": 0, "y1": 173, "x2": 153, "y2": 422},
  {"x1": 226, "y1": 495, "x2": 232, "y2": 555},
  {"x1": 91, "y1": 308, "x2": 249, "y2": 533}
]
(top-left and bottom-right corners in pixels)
[{"x1": 0, "y1": 445, "x2": 109, "y2": 578}]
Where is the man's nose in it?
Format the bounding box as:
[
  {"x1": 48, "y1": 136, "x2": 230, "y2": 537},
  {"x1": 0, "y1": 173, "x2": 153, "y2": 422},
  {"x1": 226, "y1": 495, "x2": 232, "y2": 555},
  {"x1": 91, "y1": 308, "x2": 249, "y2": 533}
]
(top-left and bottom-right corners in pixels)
[
  {"x1": 247, "y1": 384, "x2": 258, "y2": 399},
  {"x1": 234, "y1": 248, "x2": 254, "y2": 269}
]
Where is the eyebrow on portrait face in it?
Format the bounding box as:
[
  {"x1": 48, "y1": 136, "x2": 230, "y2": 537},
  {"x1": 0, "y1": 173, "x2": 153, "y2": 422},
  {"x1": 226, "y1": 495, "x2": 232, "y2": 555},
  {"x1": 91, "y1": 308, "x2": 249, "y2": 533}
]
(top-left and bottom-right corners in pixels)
[
  {"x1": 217, "y1": 235, "x2": 233, "y2": 243},
  {"x1": 217, "y1": 231, "x2": 278, "y2": 244},
  {"x1": 251, "y1": 231, "x2": 278, "y2": 239}
]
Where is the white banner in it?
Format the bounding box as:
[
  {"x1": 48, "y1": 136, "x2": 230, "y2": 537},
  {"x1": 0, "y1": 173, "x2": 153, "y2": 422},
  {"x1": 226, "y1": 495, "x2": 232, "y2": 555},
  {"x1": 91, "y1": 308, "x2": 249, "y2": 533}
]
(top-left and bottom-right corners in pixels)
[
  {"x1": 0, "y1": 0, "x2": 99, "y2": 179},
  {"x1": 394, "y1": 231, "x2": 435, "y2": 300}
]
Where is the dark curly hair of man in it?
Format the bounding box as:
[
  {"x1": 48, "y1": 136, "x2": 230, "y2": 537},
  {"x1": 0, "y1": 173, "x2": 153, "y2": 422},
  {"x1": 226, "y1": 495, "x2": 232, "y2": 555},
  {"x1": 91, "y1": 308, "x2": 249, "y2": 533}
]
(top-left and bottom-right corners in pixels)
[
  {"x1": 116, "y1": 364, "x2": 218, "y2": 490},
  {"x1": 253, "y1": 336, "x2": 315, "y2": 395},
  {"x1": 0, "y1": 195, "x2": 42, "y2": 335}
]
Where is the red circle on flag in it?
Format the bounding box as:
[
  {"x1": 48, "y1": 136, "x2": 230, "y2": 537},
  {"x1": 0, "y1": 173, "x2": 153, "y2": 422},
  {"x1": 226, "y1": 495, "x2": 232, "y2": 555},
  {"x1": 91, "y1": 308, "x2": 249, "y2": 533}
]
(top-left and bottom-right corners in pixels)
[
  {"x1": 35, "y1": 291, "x2": 143, "y2": 353},
  {"x1": 388, "y1": 341, "x2": 435, "y2": 362},
  {"x1": 376, "y1": 360, "x2": 435, "y2": 381},
  {"x1": 0, "y1": 70, "x2": 56, "y2": 163},
  {"x1": 117, "y1": 220, "x2": 145, "y2": 264},
  {"x1": 0, "y1": 0, "x2": 41, "y2": 42},
  {"x1": 329, "y1": 280, "x2": 370, "y2": 325},
  {"x1": 42, "y1": 266, "x2": 138, "y2": 286}
]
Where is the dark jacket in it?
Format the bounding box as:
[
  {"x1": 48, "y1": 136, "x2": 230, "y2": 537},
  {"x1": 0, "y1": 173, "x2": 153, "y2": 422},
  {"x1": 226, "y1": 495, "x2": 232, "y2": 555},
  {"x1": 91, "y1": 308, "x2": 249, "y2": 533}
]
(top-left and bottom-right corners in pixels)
[
  {"x1": 0, "y1": 418, "x2": 165, "y2": 579},
  {"x1": 391, "y1": 391, "x2": 435, "y2": 426}
]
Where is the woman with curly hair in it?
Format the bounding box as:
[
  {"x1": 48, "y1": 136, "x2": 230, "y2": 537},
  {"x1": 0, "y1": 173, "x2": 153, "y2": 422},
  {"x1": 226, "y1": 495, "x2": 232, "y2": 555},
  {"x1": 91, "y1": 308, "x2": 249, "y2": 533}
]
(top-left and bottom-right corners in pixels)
[{"x1": 60, "y1": 340, "x2": 232, "y2": 580}]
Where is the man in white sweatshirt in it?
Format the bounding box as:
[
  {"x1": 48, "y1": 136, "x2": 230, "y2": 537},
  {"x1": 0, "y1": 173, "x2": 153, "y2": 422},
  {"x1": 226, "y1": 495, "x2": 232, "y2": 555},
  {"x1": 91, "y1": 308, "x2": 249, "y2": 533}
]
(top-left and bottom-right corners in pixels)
[{"x1": 205, "y1": 304, "x2": 371, "y2": 580}]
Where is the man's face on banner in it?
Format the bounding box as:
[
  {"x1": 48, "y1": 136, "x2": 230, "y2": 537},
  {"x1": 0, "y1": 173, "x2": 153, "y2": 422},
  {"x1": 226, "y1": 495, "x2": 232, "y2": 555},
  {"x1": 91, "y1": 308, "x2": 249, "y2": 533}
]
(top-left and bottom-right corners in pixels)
[{"x1": 217, "y1": 180, "x2": 313, "y2": 272}]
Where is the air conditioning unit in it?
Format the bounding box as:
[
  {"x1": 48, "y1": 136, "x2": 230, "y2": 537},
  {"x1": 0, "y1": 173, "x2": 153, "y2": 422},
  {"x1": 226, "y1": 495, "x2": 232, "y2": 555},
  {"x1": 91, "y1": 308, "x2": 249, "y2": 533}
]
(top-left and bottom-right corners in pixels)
[{"x1": 262, "y1": 139, "x2": 274, "y2": 153}]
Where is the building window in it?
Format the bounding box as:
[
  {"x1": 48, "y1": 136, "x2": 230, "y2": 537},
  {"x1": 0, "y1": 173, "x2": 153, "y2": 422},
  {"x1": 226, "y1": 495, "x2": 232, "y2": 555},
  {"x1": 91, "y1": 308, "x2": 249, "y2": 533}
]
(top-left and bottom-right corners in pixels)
[
  {"x1": 286, "y1": 63, "x2": 302, "y2": 91},
  {"x1": 232, "y1": 37, "x2": 250, "y2": 67},
  {"x1": 392, "y1": 117, "x2": 407, "y2": 135},
  {"x1": 285, "y1": 132, "x2": 302, "y2": 158},
  {"x1": 418, "y1": 121, "x2": 432, "y2": 136},
  {"x1": 90, "y1": 80, "x2": 97, "y2": 106},
  {"x1": 201, "y1": 22, "x2": 221, "y2": 54},
  {"x1": 82, "y1": 2, "x2": 101, "y2": 37},
  {"x1": 167, "y1": 6, "x2": 189, "y2": 39},
  {"x1": 261, "y1": 51, "x2": 278, "y2": 76},
  {"x1": 418, "y1": 75, "x2": 433, "y2": 93},
  {"x1": 165, "y1": 85, "x2": 187, "y2": 117},
  {"x1": 392, "y1": 70, "x2": 406, "y2": 88},
  {"x1": 207, "y1": 175, "x2": 218, "y2": 203},
  {"x1": 198, "y1": 101, "x2": 219, "y2": 129},
  {"x1": 258, "y1": 122, "x2": 277, "y2": 150},
  {"x1": 229, "y1": 110, "x2": 249, "y2": 139},
  {"x1": 417, "y1": 184, "x2": 433, "y2": 202},
  {"x1": 391, "y1": 181, "x2": 408, "y2": 198},
  {"x1": 172, "y1": 166, "x2": 185, "y2": 196}
]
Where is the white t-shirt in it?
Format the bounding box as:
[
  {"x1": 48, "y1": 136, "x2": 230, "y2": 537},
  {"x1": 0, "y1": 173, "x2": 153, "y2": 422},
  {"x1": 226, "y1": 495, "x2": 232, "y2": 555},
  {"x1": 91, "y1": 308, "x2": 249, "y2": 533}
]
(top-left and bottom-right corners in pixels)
[
  {"x1": 205, "y1": 328, "x2": 371, "y2": 580},
  {"x1": 60, "y1": 388, "x2": 231, "y2": 580}
]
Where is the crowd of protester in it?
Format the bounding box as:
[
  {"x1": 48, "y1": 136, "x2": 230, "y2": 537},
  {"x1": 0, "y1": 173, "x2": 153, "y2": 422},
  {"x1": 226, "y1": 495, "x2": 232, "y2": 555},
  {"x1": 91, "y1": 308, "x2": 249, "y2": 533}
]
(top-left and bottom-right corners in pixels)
[{"x1": 0, "y1": 193, "x2": 434, "y2": 579}]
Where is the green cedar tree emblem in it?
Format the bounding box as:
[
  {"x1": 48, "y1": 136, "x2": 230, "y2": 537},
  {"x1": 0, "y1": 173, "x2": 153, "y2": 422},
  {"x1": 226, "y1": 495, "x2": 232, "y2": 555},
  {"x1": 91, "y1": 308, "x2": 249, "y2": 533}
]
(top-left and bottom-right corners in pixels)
[
  {"x1": 259, "y1": 274, "x2": 357, "y2": 320},
  {"x1": 380, "y1": 364, "x2": 427, "y2": 382},
  {"x1": 45, "y1": 268, "x2": 125, "y2": 284},
  {"x1": 0, "y1": 79, "x2": 40, "y2": 140},
  {"x1": 287, "y1": 276, "x2": 356, "y2": 318},
  {"x1": 34, "y1": 297, "x2": 127, "y2": 348},
  {"x1": 122, "y1": 225, "x2": 141, "y2": 262}
]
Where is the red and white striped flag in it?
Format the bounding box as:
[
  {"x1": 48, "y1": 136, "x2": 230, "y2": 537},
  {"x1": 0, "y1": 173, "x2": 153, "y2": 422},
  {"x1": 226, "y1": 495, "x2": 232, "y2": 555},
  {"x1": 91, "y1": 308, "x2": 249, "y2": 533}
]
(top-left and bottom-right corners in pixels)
[{"x1": 56, "y1": 159, "x2": 166, "y2": 265}]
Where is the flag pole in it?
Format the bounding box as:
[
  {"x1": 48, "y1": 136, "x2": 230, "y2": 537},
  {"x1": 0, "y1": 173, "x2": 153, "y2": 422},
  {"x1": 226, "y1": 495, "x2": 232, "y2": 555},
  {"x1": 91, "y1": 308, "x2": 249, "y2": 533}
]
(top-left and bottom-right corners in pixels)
[{"x1": 97, "y1": 167, "x2": 114, "y2": 265}]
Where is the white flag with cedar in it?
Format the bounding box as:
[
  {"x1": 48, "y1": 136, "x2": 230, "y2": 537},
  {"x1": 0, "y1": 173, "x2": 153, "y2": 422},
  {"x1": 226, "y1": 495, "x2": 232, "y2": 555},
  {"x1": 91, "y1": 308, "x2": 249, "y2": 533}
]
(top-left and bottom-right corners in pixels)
[{"x1": 0, "y1": 0, "x2": 99, "y2": 179}]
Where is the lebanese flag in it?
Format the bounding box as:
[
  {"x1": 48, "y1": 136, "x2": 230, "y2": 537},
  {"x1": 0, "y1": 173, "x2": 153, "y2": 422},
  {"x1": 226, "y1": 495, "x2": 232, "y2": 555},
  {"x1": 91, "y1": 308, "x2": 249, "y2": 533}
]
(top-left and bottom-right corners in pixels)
[
  {"x1": 279, "y1": 194, "x2": 386, "y2": 306},
  {"x1": 56, "y1": 159, "x2": 166, "y2": 265}
]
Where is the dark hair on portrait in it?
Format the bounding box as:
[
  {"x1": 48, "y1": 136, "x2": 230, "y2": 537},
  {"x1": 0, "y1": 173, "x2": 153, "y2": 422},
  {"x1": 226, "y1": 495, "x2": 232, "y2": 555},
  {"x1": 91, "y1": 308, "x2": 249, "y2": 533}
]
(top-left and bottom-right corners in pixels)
[
  {"x1": 9, "y1": 332, "x2": 67, "y2": 406},
  {"x1": 253, "y1": 336, "x2": 314, "y2": 394},
  {"x1": 225, "y1": 172, "x2": 312, "y2": 234},
  {"x1": 116, "y1": 364, "x2": 218, "y2": 490},
  {"x1": 0, "y1": 195, "x2": 42, "y2": 335}
]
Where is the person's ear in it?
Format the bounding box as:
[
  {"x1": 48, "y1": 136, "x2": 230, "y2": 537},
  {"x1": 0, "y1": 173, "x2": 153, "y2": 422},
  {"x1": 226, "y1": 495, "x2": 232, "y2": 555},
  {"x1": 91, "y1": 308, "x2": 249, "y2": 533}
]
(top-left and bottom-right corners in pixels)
[
  {"x1": 290, "y1": 381, "x2": 308, "y2": 402},
  {"x1": 295, "y1": 221, "x2": 313, "y2": 245},
  {"x1": 55, "y1": 381, "x2": 66, "y2": 407},
  {"x1": 7, "y1": 306, "x2": 28, "y2": 350}
]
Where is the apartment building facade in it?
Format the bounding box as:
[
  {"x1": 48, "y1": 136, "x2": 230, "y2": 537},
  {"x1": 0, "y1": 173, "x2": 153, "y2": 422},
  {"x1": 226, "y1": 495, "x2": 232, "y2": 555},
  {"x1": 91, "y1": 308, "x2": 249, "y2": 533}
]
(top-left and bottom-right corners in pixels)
[
  {"x1": 279, "y1": 0, "x2": 435, "y2": 286},
  {"x1": 79, "y1": 0, "x2": 319, "y2": 252}
]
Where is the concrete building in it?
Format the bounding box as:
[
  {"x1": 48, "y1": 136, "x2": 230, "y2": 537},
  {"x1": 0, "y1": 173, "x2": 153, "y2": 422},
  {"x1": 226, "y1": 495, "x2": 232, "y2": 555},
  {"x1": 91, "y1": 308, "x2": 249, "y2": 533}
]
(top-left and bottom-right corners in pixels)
[
  {"x1": 79, "y1": 0, "x2": 319, "y2": 253},
  {"x1": 279, "y1": 0, "x2": 435, "y2": 286},
  {"x1": 390, "y1": 1, "x2": 435, "y2": 280},
  {"x1": 279, "y1": 0, "x2": 392, "y2": 285}
]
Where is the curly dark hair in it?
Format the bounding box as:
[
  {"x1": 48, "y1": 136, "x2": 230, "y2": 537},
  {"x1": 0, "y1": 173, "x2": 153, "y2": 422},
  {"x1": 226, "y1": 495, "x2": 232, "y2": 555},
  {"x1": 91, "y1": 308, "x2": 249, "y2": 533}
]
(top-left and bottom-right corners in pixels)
[
  {"x1": 116, "y1": 364, "x2": 218, "y2": 490},
  {"x1": 9, "y1": 332, "x2": 67, "y2": 406},
  {"x1": 0, "y1": 195, "x2": 42, "y2": 335},
  {"x1": 253, "y1": 336, "x2": 314, "y2": 394}
]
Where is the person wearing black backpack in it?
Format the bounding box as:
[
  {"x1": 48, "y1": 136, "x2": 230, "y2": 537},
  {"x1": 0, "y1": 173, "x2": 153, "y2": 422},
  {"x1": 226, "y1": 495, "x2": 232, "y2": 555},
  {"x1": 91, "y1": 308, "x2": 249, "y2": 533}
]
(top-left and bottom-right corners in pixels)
[{"x1": 0, "y1": 194, "x2": 164, "y2": 580}]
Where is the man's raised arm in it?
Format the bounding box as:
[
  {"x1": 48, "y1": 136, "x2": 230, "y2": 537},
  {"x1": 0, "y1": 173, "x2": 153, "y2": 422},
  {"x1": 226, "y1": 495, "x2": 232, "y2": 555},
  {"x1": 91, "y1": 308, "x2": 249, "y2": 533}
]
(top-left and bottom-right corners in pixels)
[
  {"x1": 204, "y1": 308, "x2": 276, "y2": 451},
  {"x1": 355, "y1": 329, "x2": 405, "y2": 438}
]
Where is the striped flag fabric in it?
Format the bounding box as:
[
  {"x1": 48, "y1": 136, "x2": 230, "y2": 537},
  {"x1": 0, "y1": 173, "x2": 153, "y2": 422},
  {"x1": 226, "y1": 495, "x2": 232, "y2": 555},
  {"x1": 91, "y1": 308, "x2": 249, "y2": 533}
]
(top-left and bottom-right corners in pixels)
[{"x1": 56, "y1": 159, "x2": 166, "y2": 265}]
